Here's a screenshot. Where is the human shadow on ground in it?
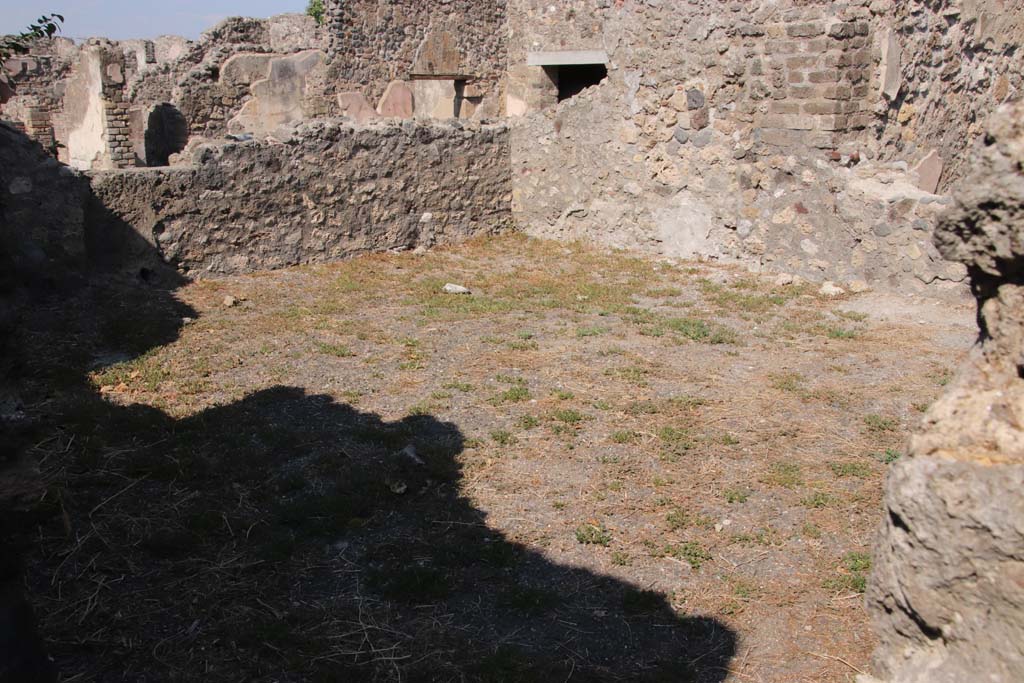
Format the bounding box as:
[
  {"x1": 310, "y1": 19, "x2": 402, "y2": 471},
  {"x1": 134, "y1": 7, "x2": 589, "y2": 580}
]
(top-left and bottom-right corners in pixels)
[{"x1": 1, "y1": 124, "x2": 737, "y2": 682}]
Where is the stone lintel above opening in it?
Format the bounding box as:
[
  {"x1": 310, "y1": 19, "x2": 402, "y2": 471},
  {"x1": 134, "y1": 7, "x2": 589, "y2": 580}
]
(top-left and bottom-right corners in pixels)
[
  {"x1": 526, "y1": 50, "x2": 608, "y2": 66},
  {"x1": 408, "y1": 73, "x2": 475, "y2": 81}
]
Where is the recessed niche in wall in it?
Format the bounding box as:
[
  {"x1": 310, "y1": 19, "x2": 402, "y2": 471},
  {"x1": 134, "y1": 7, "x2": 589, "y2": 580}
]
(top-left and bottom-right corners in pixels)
[
  {"x1": 527, "y1": 50, "x2": 609, "y2": 103},
  {"x1": 144, "y1": 103, "x2": 188, "y2": 167},
  {"x1": 549, "y1": 63, "x2": 608, "y2": 102}
]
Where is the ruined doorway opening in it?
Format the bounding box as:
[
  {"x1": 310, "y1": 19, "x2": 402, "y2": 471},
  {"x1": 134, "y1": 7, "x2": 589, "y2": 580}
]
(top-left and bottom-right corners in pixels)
[
  {"x1": 551, "y1": 63, "x2": 608, "y2": 102},
  {"x1": 144, "y1": 103, "x2": 188, "y2": 167}
]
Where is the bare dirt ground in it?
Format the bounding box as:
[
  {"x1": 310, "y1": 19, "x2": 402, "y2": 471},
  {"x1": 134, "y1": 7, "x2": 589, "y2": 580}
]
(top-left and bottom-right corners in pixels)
[{"x1": 9, "y1": 234, "x2": 974, "y2": 682}]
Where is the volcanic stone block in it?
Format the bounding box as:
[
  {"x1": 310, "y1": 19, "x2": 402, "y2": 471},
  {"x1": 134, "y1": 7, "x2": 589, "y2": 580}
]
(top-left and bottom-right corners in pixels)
[{"x1": 863, "y1": 101, "x2": 1024, "y2": 683}]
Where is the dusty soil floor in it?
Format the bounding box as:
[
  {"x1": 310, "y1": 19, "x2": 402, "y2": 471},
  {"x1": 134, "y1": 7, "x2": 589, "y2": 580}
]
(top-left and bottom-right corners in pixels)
[{"x1": 9, "y1": 234, "x2": 974, "y2": 682}]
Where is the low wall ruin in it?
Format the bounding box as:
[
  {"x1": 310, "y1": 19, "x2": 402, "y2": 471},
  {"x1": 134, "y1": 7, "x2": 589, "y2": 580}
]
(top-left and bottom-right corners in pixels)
[
  {"x1": 862, "y1": 100, "x2": 1024, "y2": 683},
  {"x1": 88, "y1": 120, "x2": 512, "y2": 275}
]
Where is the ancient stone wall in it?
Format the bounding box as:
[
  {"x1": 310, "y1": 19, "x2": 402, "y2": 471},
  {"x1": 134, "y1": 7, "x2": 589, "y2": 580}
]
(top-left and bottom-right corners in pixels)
[
  {"x1": 872, "y1": 0, "x2": 1024, "y2": 190},
  {"x1": 323, "y1": 0, "x2": 507, "y2": 105},
  {"x1": 0, "y1": 122, "x2": 89, "y2": 683},
  {"x1": 4, "y1": 1, "x2": 1020, "y2": 291},
  {"x1": 1, "y1": 38, "x2": 77, "y2": 156},
  {"x1": 126, "y1": 15, "x2": 327, "y2": 140},
  {"x1": 0, "y1": 121, "x2": 87, "y2": 405},
  {"x1": 89, "y1": 120, "x2": 512, "y2": 275},
  {"x1": 1, "y1": 15, "x2": 329, "y2": 165},
  {"x1": 506, "y1": 0, "x2": 971, "y2": 291},
  {"x1": 863, "y1": 100, "x2": 1024, "y2": 683},
  {"x1": 507, "y1": 0, "x2": 874, "y2": 142}
]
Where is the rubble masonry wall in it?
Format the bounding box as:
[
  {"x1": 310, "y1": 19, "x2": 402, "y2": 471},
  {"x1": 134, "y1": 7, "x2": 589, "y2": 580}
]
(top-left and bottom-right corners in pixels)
[
  {"x1": 88, "y1": 120, "x2": 513, "y2": 275},
  {"x1": 507, "y1": 0, "x2": 1022, "y2": 292}
]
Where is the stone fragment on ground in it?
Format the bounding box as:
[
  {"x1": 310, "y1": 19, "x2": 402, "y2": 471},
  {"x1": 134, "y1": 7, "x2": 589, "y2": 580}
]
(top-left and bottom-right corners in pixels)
[
  {"x1": 818, "y1": 281, "x2": 845, "y2": 297},
  {"x1": 442, "y1": 283, "x2": 471, "y2": 294},
  {"x1": 848, "y1": 280, "x2": 870, "y2": 294},
  {"x1": 774, "y1": 273, "x2": 794, "y2": 287}
]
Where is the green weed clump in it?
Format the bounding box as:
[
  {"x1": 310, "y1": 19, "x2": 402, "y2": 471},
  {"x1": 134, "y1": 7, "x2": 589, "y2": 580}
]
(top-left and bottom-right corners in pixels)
[
  {"x1": 575, "y1": 523, "x2": 612, "y2": 546},
  {"x1": 551, "y1": 409, "x2": 585, "y2": 425},
  {"x1": 764, "y1": 461, "x2": 803, "y2": 488},
  {"x1": 490, "y1": 386, "x2": 531, "y2": 405},
  {"x1": 871, "y1": 449, "x2": 902, "y2": 464},
  {"x1": 668, "y1": 542, "x2": 711, "y2": 569},
  {"x1": 315, "y1": 342, "x2": 355, "y2": 357},
  {"x1": 829, "y1": 462, "x2": 872, "y2": 478},
  {"x1": 491, "y1": 430, "x2": 517, "y2": 446},
  {"x1": 864, "y1": 414, "x2": 898, "y2": 432},
  {"x1": 824, "y1": 551, "x2": 872, "y2": 593},
  {"x1": 723, "y1": 488, "x2": 749, "y2": 504}
]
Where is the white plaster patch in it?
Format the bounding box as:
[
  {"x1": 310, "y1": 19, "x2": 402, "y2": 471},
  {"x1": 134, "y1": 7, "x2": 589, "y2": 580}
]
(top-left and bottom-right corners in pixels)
[
  {"x1": 66, "y1": 48, "x2": 109, "y2": 170},
  {"x1": 412, "y1": 79, "x2": 457, "y2": 119},
  {"x1": 653, "y1": 191, "x2": 719, "y2": 260}
]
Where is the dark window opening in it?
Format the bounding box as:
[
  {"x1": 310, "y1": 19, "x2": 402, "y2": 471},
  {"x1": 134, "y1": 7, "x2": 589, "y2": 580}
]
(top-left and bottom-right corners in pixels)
[
  {"x1": 145, "y1": 103, "x2": 188, "y2": 167},
  {"x1": 547, "y1": 63, "x2": 608, "y2": 102}
]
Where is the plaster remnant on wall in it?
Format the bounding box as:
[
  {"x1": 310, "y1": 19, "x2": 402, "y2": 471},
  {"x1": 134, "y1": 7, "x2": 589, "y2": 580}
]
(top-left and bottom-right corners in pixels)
[
  {"x1": 228, "y1": 50, "x2": 327, "y2": 136},
  {"x1": 653, "y1": 192, "x2": 718, "y2": 260},
  {"x1": 62, "y1": 48, "x2": 107, "y2": 170},
  {"x1": 218, "y1": 54, "x2": 273, "y2": 88},
  {"x1": 412, "y1": 80, "x2": 457, "y2": 120},
  {"x1": 376, "y1": 81, "x2": 415, "y2": 119},
  {"x1": 336, "y1": 92, "x2": 379, "y2": 123}
]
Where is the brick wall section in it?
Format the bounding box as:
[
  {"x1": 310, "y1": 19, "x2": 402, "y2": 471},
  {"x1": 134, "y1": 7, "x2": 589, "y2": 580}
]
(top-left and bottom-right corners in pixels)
[
  {"x1": 99, "y1": 49, "x2": 134, "y2": 168},
  {"x1": 2, "y1": 53, "x2": 65, "y2": 155},
  {"x1": 744, "y1": 3, "x2": 874, "y2": 147},
  {"x1": 22, "y1": 105, "x2": 55, "y2": 152}
]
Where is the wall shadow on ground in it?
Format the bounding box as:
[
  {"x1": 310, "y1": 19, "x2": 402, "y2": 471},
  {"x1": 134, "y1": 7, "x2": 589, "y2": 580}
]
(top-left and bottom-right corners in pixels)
[
  {"x1": 1, "y1": 125, "x2": 737, "y2": 682},
  {"x1": 1, "y1": 121, "x2": 195, "y2": 681}
]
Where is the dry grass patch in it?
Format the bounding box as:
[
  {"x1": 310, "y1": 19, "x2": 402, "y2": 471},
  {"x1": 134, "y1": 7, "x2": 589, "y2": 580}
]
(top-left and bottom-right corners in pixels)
[{"x1": 12, "y1": 233, "x2": 973, "y2": 683}]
